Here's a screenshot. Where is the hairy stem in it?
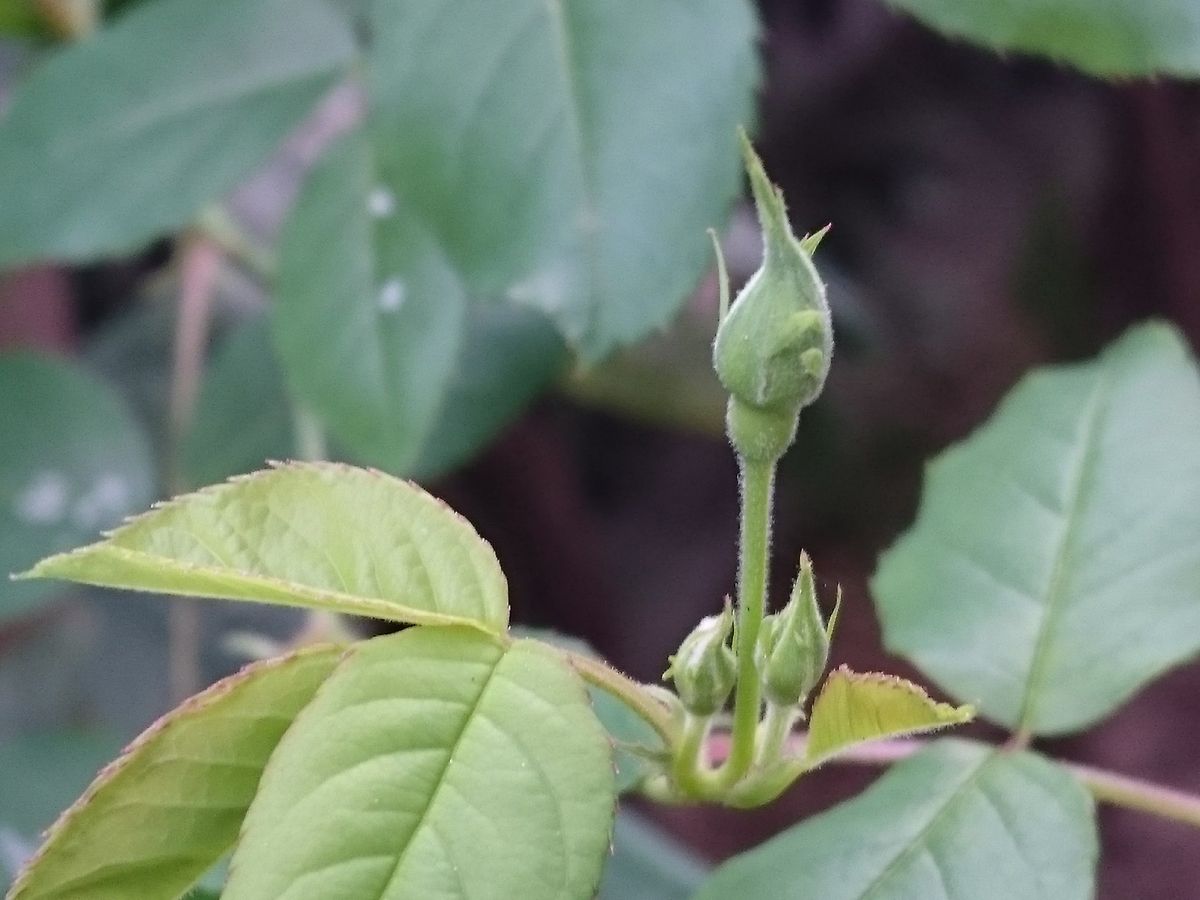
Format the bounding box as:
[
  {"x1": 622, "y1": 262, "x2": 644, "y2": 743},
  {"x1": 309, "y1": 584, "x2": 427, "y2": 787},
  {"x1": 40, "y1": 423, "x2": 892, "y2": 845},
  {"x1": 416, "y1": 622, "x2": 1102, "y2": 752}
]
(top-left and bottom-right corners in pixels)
[
  {"x1": 708, "y1": 732, "x2": 1200, "y2": 829},
  {"x1": 671, "y1": 713, "x2": 718, "y2": 798},
  {"x1": 563, "y1": 650, "x2": 677, "y2": 747},
  {"x1": 718, "y1": 456, "x2": 775, "y2": 787}
]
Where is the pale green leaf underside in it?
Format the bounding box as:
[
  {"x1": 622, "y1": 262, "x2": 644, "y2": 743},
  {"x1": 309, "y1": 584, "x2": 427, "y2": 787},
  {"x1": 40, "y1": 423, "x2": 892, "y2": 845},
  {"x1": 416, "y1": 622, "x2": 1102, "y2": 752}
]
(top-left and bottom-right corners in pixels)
[
  {"x1": 0, "y1": 0, "x2": 356, "y2": 267},
  {"x1": 886, "y1": 0, "x2": 1200, "y2": 77},
  {"x1": 223, "y1": 627, "x2": 615, "y2": 900},
  {"x1": 875, "y1": 322, "x2": 1200, "y2": 734},
  {"x1": 697, "y1": 739, "x2": 1098, "y2": 900},
  {"x1": 8, "y1": 645, "x2": 342, "y2": 900},
  {"x1": 804, "y1": 667, "x2": 974, "y2": 769},
  {"x1": 22, "y1": 463, "x2": 509, "y2": 633},
  {"x1": 366, "y1": 0, "x2": 759, "y2": 358}
]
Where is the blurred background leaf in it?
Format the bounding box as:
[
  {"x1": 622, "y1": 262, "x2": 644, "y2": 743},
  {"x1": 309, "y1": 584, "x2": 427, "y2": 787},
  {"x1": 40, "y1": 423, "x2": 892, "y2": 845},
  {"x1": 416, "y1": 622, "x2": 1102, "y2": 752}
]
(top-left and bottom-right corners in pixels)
[
  {"x1": 0, "y1": 354, "x2": 154, "y2": 621},
  {"x1": 0, "y1": 0, "x2": 355, "y2": 266},
  {"x1": 885, "y1": 0, "x2": 1200, "y2": 77},
  {"x1": 364, "y1": 0, "x2": 759, "y2": 358},
  {"x1": 598, "y1": 810, "x2": 708, "y2": 900}
]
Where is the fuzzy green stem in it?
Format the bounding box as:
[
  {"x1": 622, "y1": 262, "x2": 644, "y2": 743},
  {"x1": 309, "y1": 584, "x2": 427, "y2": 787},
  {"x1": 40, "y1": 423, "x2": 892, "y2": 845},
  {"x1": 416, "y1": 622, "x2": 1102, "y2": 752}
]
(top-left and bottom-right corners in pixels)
[
  {"x1": 671, "y1": 713, "x2": 719, "y2": 799},
  {"x1": 709, "y1": 732, "x2": 1200, "y2": 829},
  {"x1": 718, "y1": 456, "x2": 775, "y2": 787},
  {"x1": 755, "y1": 701, "x2": 797, "y2": 766},
  {"x1": 563, "y1": 650, "x2": 677, "y2": 747}
]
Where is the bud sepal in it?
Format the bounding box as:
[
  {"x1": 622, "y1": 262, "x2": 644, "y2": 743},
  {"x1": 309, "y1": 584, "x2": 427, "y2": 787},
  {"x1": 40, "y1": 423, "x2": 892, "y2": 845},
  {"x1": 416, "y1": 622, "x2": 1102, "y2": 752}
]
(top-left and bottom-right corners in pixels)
[
  {"x1": 756, "y1": 553, "x2": 834, "y2": 709},
  {"x1": 665, "y1": 598, "x2": 738, "y2": 717}
]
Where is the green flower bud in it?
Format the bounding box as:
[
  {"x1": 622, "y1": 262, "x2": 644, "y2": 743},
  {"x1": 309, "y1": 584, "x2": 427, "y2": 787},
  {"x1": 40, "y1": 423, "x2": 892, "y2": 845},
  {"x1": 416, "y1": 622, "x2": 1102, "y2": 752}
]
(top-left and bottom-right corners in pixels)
[
  {"x1": 755, "y1": 553, "x2": 832, "y2": 707},
  {"x1": 665, "y1": 599, "x2": 737, "y2": 716},
  {"x1": 713, "y1": 131, "x2": 833, "y2": 463}
]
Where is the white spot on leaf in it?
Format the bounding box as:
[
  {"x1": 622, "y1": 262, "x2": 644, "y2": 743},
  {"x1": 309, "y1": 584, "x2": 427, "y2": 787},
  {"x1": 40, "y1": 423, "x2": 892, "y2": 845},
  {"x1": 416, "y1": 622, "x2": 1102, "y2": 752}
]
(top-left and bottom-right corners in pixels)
[
  {"x1": 378, "y1": 279, "x2": 406, "y2": 313},
  {"x1": 13, "y1": 470, "x2": 68, "y2": 525},
  {"x1": 367, "y1": 187, "x2": 396, "y2": 218}
]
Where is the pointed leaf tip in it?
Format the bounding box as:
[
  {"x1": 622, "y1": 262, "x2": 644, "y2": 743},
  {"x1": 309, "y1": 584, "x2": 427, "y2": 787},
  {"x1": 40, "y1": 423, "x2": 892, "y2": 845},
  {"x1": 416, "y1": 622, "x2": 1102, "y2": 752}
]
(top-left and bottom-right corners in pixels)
[
  {"x1": 804, "y1": 666, "x2": 973, "y2": 769},
  {"x1": 23, "y1": 462, "x2": 509, "y2": 632}
]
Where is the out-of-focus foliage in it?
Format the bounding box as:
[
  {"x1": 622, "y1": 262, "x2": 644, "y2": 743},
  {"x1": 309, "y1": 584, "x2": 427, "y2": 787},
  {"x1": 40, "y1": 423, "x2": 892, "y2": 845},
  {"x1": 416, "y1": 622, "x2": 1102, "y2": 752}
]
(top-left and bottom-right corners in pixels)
[
  {"x1": 886, "y1": 0, "x2": 1200, "y2": 77},
  {"x1": 0, "y1": 354, "x2": 153, "y2": 621}
]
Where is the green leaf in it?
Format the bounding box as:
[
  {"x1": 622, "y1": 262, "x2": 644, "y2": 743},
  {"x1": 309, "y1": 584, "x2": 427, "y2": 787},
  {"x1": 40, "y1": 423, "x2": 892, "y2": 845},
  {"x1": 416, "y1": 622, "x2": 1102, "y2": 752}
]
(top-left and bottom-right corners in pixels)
[
  {"x1": 9, "y1": 645, "x2": 342, "y2": 900},
  {"x1": 0, "y1": 353, "x2": 154, "y2": 622},
  {"x1": 183, "y1": 319, "x2": 294, "y2": 488},
  {"x1": 411, "y1": 303, "x2": 569, "y2": 480},
  {"x1": 21, "y1": 462, "x2": 509, "y2": 633},
  {"x1": 274, "y1": 128, "x2": 468, "y2": 471},
  {"x1": 222, "y1": 627, "x2": 615, "y2": 900},
  {"x1": 0, "y1": 0, "x2": 355, "y2": 267},
  {"x1": 598, "y1": 811, "x2": 707, "y2": 900},
  {"x1": 365, "y1": 0, "x2": 759, "y2": 358},
  {"x1": 696, "y1": 739, "x2": 1098, "y2": 900},
  {"x1": 884, "y1": 0, "x2": 1200, "y2": 78},
  {"x1": 874, "y1": 322, "x2": 1200, "y2": 734},
  {"x1": 512, "y1": 627, "x2": 668, "y2": 793},
  {"x1": 803, "y1": 667, "x2": 974, "y2": 769}
]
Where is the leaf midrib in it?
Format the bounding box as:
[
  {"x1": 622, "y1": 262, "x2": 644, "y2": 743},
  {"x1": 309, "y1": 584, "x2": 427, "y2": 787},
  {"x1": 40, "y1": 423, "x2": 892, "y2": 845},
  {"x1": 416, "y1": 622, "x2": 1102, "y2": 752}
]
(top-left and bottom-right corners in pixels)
[
  {"x1": 28, "y1": 543, "x2": 498, "y2": 632},
  {"x1": 1014, "y1": 369, "x2": 1110, "y2": 731},
  {"x1": 858, "y1": 751, "x2": 995, "y2": 900},
  {"x1": 376, "y1": 648, "x2": 505, "y2": 897},
  {"x1": 544, "y1": 0, "x2": 603, "y2": 338}
]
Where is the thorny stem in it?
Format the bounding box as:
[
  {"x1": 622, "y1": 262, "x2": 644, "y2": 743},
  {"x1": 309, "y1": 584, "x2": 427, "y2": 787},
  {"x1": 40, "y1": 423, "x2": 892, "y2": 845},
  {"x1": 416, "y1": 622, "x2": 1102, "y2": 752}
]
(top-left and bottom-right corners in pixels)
[
  {"x1": 716, "y1": 456, "x2": 775, "y2": 788},
  {"x1": 708, "y1": 732, "x2": 1200, "y2": 831}
]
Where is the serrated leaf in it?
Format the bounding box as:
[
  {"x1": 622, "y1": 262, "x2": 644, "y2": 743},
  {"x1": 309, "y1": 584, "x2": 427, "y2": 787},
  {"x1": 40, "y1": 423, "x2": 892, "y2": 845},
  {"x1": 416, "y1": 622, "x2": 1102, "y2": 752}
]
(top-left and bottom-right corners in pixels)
[
  {"x1": 8, "y1": 645, "x2": 341, "y2": 900},
  {"x1": 696, "y1": 739, "x2": 1098, "y2": 900},
  {"x1": 0, "y1": 353, "x2": 154, "y2": 622},
  {"x1": 875, "y1": 322, "x2": 1200, "y2": 735},
  {"x1": 22, "y1": 462, "x2": 509, "y2": 632},
  {"x1": 0, "y1": 0, "x2": 355, "y2": 267},
  {"x1": 365, "y1": 0, "x2": 759, "y2": 358},
  {"x1": 274, "y1": 128, "x2": 468, "y2": 472},
  {"x1": 804, "y1": 667, "x2": 974, "y2": 769},
  {"x1": 885, "y1": 0, "x2": 1200, "y2": 78},
  {"x1": 222, "y1": 627, "x2": 615, "y2": 900}
]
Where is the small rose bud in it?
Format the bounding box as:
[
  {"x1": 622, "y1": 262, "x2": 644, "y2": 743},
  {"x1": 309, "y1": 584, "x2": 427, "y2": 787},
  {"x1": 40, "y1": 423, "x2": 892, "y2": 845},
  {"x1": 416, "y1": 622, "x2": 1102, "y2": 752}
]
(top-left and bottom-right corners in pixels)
[
  {"x1": 713, "y1": 131, "x2": 833, "y2": 463},
  {"x1": 756, "y1": 553, "x2": 832, "y2": 708},
  {"x1": 665, "y1": 598, "x2": 737, "y2": 716}
]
